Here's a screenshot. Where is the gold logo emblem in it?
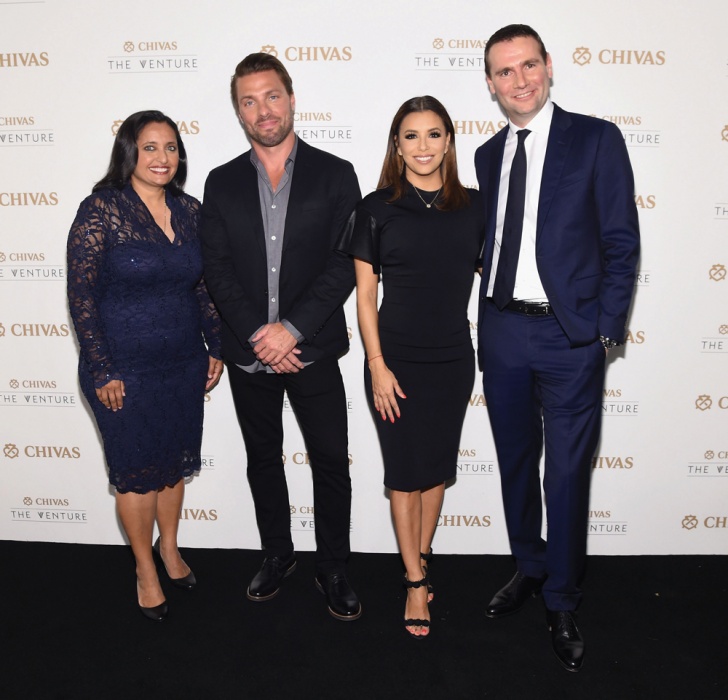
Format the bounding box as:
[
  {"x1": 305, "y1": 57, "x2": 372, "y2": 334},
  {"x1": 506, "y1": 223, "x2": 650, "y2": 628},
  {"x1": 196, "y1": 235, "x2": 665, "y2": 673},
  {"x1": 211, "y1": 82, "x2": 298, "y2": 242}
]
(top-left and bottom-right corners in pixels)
[
  {"x1": 9, "y1": 379, "x2": 19, "y2": 389},
  {"x1": 709, "y1": 264, "x2": 726, "y2": 281},
  {"x1": 573, "y1": 47, "x2": 591, "y2": 65},
  {"x1": 433, "y1": 38, "x2": 445, "y2": 50},
  {"x1": 123, "y1": 41, "x2": 135, "y2": 53},
  {"x1": 681, "y1": 515, "x2": 698, "y2": 530},
  {"x1": 3, "y1": 443, "x2": 19, "y2": 458},
  {"x1": 260, "y1": 45, "x2": 278, "y2": 57},
  {"x1": 722, "y1": 125, "x2": 728, "y2": 141},
  {"x1": 705, "y1": 450, "x2": 715, "y2": 460},
  {"x1": 695, "y1": 395, "x2": 712, "y2": 411}
]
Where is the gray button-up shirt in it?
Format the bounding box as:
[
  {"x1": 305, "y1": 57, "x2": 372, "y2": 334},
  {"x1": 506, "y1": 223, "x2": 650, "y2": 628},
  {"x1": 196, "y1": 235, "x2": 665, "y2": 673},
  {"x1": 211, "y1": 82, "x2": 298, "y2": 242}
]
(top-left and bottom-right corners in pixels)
[{"x1": 240, "y1": 138, "x2": 305, "y2": 373}]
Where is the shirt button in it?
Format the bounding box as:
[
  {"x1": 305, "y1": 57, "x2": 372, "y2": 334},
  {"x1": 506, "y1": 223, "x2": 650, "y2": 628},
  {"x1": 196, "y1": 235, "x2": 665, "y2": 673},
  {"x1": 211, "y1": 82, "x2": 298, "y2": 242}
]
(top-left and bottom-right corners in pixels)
[
  {"x1": 271, "y1": 267, "x2": 276, "y2": 272},
  {"x1": 271, "y1": 204, "x2": 277, "y2": 209},
  {"x1": 271, "y1": 297, "x2": 276, "y2": 303},
  {"x1": 271, "y1": 236, "x2": 277, "y2": 240}
]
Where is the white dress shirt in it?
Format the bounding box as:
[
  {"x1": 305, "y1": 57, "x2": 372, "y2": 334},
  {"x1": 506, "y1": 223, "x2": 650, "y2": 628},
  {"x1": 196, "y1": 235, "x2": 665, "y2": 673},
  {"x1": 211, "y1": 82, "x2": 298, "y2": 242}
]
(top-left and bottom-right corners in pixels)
[{"x1": 487, "y1": 99, "x2": 554, "y2": 302}]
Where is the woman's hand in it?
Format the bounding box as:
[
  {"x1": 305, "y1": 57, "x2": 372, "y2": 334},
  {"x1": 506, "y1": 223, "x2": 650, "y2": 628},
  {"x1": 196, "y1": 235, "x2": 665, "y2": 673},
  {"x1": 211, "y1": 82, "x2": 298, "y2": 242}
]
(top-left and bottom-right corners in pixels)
[
  {"x1": 369, "y1": 358, "x2": 406, "y2": 423},
  {"x1": 206, "y1": 356, "x2": 224, "y2": 391},
  {"x1": 96, "y1": 379, "x2": 125, "y2": 411}
]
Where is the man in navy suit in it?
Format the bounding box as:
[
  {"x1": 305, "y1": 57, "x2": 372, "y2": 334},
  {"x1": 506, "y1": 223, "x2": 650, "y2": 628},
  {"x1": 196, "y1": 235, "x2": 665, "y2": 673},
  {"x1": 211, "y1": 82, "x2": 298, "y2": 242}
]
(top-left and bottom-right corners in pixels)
[
  {"x1": 475, "y1": 25, "x2": 639, "y2": 671},
  {"x1": 200, "y1": 53, "x2": 361, "y2": 621}
]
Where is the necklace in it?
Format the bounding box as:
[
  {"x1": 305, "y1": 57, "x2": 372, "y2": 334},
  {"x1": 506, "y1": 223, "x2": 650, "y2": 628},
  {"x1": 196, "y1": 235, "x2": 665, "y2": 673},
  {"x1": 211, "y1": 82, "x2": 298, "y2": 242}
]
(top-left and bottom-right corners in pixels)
[{"x1": 412, "y1": 185, "x2": 442, "y2": 209}]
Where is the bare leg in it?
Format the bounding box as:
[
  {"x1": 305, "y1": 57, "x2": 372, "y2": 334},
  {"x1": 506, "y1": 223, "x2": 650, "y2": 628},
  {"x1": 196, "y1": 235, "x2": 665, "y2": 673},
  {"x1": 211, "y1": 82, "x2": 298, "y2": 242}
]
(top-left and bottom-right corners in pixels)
[
  {"x1": 419, "y1": 482, "x2": 444, "y2": 555},
  {"x1": 390, "y1": 489, "x2": 430, "y2": 637},
  {"x1": 419, "y1": 482, "x2": 444, "y2": 601},
  {"x1": 116, "y1": 490, "x2": 164, "y2": 607},
  {"x1": 155, "y1": 479, "x2": 190, "y2": 579}
]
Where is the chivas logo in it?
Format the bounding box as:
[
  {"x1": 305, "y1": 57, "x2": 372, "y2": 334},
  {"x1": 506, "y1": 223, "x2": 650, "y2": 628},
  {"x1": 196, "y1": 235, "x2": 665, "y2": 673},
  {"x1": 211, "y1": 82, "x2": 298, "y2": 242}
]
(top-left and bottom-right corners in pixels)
[
  {"x1": 573, "y1": 47, "x2": 591, "y2": 65},
  {"x1": 682, "y1": 515, "x2": 698, "y2": 530},
  {"x1": 0, "y1": 52, "x2": 49, "y2": 68},
  {"x1": 709, "y1": 264, "x2": 726, "y2": 281}
]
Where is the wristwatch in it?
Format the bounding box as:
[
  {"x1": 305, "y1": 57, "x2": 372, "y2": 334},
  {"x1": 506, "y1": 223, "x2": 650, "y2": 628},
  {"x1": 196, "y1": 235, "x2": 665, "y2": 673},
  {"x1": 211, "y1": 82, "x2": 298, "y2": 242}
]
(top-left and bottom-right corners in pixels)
[{"x1": 599, "y1": 336, "x2": 622, "y2": 350}]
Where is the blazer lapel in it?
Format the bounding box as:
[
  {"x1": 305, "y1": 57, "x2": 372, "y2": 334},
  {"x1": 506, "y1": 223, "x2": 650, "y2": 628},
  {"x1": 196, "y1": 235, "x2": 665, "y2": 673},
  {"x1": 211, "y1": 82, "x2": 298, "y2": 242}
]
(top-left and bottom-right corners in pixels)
[
  {"x1": 537, "y1": 104, "x2": 574, "y2": 236},
  {"x1": 235, "y1": 153, "x2": 267, "y2": 257},
  {"x1": 281, "y1": 140, "x2": 310, "y2": 256}
]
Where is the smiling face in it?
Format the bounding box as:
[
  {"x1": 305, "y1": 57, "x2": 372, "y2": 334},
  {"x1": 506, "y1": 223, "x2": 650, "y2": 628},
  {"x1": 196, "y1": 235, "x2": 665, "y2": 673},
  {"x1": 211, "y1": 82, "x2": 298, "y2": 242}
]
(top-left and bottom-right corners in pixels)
[
  {"x1": 235, "y1": 69, "x2": 296, "y2": 150},
  {"x1": 395, "y1": 110, "x2": 451, "y2": 190},
  {"x1": 485, "y1": 36, "x2": 552, "y2": 127},
  {"x1": 130, "y1": 121, "x2": 179, "y2": 192}
]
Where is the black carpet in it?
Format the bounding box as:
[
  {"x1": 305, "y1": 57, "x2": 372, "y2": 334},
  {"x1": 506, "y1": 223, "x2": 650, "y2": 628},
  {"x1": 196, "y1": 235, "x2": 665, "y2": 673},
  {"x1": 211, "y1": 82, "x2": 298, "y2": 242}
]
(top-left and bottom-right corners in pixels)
[{"x1": 3, "y1": 541, "x2": 726, "y2": 699}]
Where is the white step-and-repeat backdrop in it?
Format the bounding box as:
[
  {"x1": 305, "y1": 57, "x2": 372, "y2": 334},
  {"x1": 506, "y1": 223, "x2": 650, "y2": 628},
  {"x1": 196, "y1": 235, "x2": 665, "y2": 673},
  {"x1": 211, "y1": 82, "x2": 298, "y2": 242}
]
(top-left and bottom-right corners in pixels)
[{"x1": 1, "y1": 0, "x2": 726, "y2": 555}]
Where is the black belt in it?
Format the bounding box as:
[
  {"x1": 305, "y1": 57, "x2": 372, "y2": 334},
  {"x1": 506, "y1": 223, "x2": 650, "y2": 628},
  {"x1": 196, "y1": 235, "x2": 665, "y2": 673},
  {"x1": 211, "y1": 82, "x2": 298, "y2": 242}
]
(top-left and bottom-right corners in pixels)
[{"x1": 503, "y1": 299, "x2": 553, "y2": 316}]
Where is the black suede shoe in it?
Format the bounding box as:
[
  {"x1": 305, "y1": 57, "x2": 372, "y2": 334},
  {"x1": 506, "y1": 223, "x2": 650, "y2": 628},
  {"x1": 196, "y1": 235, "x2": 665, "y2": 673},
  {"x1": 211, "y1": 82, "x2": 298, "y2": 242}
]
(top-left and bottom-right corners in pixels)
[
  {"x1": 547, "y1": 610, "x2": 584, "y2": 672},
  {"x1": 315, "y1": 572, "x2": 362, "y2": 621},
  {"x1": 485, "y1": 571, "x2": 546, "y2": 618},
  {"x1": 246, "y1": 553, "x2": 296, "y2": 601},
  {"x1": 153, "y1": 537, "x2": 196, "y2": 590}
]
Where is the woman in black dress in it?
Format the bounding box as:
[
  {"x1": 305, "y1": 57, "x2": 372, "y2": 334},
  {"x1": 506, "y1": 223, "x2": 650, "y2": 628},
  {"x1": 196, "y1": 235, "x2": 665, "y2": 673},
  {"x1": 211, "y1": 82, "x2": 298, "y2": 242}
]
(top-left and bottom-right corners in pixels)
[
  {"x1": 67, "y1": 111, "x2": 223, "y2": 621},
  {"x1": 340, "y1": 97, "x2": 484, "y2": 637}
]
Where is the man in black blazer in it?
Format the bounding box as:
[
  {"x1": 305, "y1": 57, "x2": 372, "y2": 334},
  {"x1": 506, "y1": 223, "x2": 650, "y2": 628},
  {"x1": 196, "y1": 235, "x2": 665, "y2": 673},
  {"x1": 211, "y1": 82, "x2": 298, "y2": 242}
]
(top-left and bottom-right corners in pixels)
[
  {"x1": 200, "y1": 53, "x2": 362, "y2": 621},
  {"x1": 475, "y1": 26, "x2": 639, "y2": 670}
]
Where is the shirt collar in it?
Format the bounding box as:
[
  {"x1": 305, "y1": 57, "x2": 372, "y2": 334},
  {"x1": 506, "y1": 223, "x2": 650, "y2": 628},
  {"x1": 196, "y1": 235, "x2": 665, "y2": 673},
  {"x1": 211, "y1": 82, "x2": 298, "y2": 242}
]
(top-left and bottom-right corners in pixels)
[
  {"x1": 508, "y1": 98, "x2": 553, "y2": 138},
  {"x1": 250, "y1": 134, "x2": 298, "y2": 170}
]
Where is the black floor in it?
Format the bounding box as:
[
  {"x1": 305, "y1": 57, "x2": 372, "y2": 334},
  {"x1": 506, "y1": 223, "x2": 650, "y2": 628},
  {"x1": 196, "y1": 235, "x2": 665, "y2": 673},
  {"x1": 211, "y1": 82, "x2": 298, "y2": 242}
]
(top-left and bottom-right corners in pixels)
[{"x1": 3, "y1": 541, "x2": 727, "y2": 699}]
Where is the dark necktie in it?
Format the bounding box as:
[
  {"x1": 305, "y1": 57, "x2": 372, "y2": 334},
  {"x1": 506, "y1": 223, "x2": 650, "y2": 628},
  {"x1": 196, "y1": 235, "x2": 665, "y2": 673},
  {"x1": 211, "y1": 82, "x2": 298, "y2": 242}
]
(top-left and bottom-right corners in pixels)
[{"x1": 493, "y1": 128, "x2": 531, "y2": 310}]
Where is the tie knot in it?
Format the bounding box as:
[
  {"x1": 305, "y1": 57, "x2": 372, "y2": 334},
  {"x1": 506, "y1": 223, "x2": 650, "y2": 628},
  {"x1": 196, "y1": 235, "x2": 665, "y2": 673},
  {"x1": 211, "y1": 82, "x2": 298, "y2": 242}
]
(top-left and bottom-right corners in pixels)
[{"x1": 516, "y1": 129, "x2": 531, "y2": 143}]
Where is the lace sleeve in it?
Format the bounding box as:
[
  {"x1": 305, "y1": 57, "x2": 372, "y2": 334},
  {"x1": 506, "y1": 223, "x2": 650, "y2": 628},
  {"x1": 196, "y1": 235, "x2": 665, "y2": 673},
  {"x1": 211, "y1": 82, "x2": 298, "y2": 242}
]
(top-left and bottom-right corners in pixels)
[
  {"x1": 66, "y1": 193, "x2": 123, "y2": 388},
  {"x1": 195, "y1": 277, "x2": 222, "y2": 359}
]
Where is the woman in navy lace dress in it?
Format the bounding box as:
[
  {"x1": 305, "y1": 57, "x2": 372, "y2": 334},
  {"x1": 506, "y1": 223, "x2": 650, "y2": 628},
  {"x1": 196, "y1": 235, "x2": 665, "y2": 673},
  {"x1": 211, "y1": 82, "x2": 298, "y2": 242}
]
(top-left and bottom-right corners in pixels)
[{"x1": 67, "y1": 111, "x2": 222, "y2": 621}]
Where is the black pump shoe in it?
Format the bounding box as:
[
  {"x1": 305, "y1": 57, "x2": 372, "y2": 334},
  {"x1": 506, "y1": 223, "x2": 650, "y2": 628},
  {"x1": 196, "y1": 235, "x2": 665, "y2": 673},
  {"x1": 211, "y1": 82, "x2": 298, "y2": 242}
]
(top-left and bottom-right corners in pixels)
[
  {"x1": 139, "y1": 600, "x2": 168, "y2": 622},
  {"x1": 153, "y1": 537, "x2": 196, "y2": 590}
]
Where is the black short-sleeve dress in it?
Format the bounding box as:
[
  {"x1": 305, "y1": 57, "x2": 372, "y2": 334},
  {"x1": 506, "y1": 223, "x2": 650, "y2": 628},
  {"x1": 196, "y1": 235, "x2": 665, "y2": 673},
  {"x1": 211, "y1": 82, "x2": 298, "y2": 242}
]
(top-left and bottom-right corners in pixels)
[{"x1": 340, "y1": 185, "x2": 485, "y2": 491}]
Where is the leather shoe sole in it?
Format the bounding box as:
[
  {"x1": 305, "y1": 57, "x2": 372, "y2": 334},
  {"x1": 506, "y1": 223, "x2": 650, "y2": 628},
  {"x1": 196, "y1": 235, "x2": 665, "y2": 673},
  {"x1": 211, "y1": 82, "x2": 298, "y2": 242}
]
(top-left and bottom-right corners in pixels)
[
  {"x1": 315, "y1": 574, "x2": 362, "y2": 621},
  {"x1": 246, "y1": 556, "x2": 296, "y2": 602}
]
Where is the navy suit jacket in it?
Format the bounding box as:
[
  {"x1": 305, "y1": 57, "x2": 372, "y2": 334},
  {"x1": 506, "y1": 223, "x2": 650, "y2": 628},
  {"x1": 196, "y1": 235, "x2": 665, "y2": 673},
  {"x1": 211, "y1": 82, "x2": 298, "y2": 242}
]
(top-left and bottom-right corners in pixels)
[
  {"x1": 200, "y1": 139, "x2": 361, "y2": 366},
  {"x1": 475, "y1": 103, "x2": 640, "y2": 356}
]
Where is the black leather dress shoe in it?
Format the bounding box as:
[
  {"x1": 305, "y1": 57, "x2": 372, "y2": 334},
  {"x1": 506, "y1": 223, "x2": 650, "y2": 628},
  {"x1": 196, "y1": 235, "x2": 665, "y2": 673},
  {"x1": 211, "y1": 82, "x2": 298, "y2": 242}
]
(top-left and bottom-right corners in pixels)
[
  {"x1": 547, "y1": 610, "x2": 584, "y2": 672},
  {"x1": 485, "y1": 571, "x2": 546, "y2": 618},
  {"x1": 315, "y1": 572, "x2": 362, "y2": 621},
  {"x1": 139, "y1": 600, "x2": 168, "y2": 622},
  {"x1": 153, "y1": 537, "x2": 196, "y2": 590},
  {"x1": 246, "y1": 553, "x2": 296, "y2": 601}
]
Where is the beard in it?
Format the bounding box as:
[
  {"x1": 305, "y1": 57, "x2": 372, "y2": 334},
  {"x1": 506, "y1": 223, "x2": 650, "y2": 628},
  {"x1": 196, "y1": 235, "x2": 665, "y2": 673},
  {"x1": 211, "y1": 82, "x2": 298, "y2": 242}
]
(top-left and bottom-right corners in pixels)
[{"x1": 244, "y1": 108, "x2": 295, "y2": 148}]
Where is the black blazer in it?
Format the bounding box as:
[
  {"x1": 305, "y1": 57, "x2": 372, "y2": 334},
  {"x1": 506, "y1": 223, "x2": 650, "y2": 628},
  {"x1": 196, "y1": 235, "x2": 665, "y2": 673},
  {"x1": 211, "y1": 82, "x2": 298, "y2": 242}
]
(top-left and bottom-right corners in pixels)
[{"x1": 200, "y1": 139, "x2": 361, "y2": 365}]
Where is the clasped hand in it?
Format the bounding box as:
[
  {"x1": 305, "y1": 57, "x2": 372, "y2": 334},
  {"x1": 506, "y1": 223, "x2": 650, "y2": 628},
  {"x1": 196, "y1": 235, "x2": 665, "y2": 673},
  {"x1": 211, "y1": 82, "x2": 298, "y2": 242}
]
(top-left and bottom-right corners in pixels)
[{"x1": 252, "y1": 322, "x2": 304, "y2": 374}]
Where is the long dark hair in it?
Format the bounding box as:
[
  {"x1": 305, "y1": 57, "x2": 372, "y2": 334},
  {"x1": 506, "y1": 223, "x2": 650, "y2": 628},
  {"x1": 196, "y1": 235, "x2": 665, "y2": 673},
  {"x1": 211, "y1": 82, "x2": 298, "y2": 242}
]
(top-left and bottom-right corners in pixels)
[
  {"x1": 93, "y1": 110, "x2": 187, "y2": 195},
  {"x1": 377, "y1": 95, "x2": 469, "y2": 211}
]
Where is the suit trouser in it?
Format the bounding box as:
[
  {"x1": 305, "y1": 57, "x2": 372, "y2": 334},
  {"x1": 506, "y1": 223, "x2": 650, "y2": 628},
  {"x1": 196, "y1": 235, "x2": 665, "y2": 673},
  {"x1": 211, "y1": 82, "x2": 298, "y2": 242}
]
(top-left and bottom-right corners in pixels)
[
  {"x1": 227, "y1": 358, "x2": 352, "y2": 574},
  {"x1": 481, "y1": 302, "x2": 605, "y2": 611}
]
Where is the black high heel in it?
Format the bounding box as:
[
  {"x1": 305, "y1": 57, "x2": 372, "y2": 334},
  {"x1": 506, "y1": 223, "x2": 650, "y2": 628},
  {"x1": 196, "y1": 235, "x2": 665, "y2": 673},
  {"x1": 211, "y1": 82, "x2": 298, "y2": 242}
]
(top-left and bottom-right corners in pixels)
[
  {"x1": 420, "y1": 549, "x2": 434, "y2": 601},
  {"x1": 403, "y1": 575, "x2": 430, "y2": 639},
  {"x1": 139, "y1": 600, "x2": 168, "y2": 622},
  {"x1": 153, "y1": 536, "x2": 196, "y2": 590}
]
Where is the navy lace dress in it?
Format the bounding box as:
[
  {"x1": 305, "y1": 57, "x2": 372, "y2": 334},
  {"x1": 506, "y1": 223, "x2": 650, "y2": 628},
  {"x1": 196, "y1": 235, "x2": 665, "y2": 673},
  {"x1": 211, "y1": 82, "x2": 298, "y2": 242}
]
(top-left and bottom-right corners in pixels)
[{"x1": 67, "y1": 184, "x2": 221, "y2": 494}]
